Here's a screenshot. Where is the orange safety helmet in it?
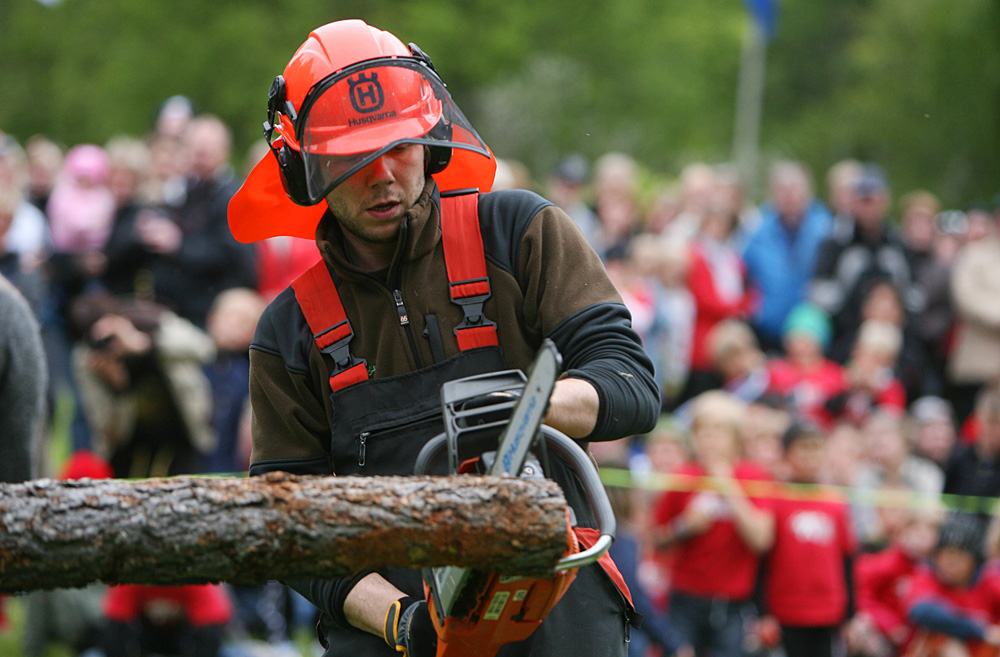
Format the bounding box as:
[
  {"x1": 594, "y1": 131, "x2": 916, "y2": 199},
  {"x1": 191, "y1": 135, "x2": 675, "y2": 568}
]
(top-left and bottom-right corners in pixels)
[{"x1": 229, "y1": 19, "x2": 496, "y2": 244}]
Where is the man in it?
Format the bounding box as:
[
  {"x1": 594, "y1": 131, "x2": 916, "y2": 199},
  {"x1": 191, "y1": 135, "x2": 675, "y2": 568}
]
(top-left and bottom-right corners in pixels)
[
  {"x1": 138, "y1": 115, "x2": 257, "y2": 328},
  {"x1": 742, "y1": 161, "x2": 832, "y2": 353},
  {"x1": 227, "y1": 20, "x2": 659, "y2": 657},
  {"x1": 809, "y1": 164, "x2": 923, "y2": 351}
]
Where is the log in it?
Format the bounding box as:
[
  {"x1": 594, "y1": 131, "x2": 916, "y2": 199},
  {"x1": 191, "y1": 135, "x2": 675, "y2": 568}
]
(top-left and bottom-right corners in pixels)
[{"x1": 0, "y1": 471, "x2": 569, "y2": 593}]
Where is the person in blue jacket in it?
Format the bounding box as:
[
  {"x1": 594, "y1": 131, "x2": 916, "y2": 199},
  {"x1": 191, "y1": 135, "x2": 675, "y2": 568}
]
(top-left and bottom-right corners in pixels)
[{"x1": 742, "y1": 161, "x2": 832, "y2": 353}]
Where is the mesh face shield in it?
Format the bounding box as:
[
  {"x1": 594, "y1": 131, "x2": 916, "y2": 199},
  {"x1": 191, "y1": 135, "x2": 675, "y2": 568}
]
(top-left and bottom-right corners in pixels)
[{"x1": 296, "y1": 58, "x2": 489, "y2": 203}]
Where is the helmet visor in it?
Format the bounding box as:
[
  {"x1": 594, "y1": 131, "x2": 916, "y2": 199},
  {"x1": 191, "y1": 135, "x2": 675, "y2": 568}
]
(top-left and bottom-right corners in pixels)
[{"x1": 298, "y1": 59, "x2": 489, "y2": 203}]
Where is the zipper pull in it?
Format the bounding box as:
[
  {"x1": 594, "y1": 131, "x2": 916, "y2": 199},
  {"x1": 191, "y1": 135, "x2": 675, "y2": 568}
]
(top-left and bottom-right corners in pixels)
[
  {"x1": 392, "y1": 289, "x2": 410, "y2": 326},
  {"x1": 358, "y1": 431, "x2": 368, "y2": 467}
]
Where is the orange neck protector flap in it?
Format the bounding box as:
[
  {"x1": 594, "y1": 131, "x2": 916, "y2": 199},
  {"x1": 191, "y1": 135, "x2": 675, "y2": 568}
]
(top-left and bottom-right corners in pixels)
[{"x1": 228, "y1": 146, "x2": 497, "y2": 244}]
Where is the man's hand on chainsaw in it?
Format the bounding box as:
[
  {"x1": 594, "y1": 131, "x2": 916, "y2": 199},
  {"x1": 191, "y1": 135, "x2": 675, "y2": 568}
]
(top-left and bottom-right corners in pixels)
[{"x1": 383, "y1": 596, "x2": 438, "y2": 657}]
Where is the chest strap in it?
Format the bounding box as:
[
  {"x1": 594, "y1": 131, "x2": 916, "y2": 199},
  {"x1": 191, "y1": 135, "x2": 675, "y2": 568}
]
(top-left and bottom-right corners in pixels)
[
  {"x1": 292, "y1": 191, "x2": 498, "y2": 393},
  {"x1": 440, "y1": 191, "x2": 499, "y2": 350}
]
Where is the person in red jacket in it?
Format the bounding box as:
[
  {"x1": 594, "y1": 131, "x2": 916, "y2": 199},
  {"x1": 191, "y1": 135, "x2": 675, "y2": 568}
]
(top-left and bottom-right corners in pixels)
[
  {"x1": 651, "y1": 390, "x2": 774, "y2": 657},
  {"x1": 683, "y1": 204, "x2": 755, "y2": 402},
  {"x1": 904, "y1": 513, "x2": 1000, "y2": 657},
  {"x1": 101, "y1": 583, "x2": 233, "y2": 657},
  {"x1": 848, "y1": 505, "x2": 943, "y2": 656},
  {"x1": 759, "y1": 421, "x2": 857, "y2": 657},
  {"x1": 766, "y1": 303, "x2": 847, "y2": 429}
]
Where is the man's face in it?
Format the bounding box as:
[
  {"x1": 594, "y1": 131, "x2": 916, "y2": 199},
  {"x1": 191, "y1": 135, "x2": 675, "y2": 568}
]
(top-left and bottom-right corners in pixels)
[
  {"x1": 325, "y1": 144, "x2": 426, "y2": 246},
  {"x1": 853, "y1": 191, "x2": 890, "y2": 231}
]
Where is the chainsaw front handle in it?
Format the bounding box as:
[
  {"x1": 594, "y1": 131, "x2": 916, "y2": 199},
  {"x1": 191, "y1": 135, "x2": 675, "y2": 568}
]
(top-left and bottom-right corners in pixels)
[
  {"x1": 538, "y1": 426, "x2": 617, "y2": 572},
  {"x1": 414, "y1": 406, "x2": 617, "y2": 573}
]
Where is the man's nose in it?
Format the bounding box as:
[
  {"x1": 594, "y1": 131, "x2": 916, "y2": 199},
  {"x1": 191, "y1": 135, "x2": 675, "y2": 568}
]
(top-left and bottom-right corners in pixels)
[{"x1": 366, "y1": 153, "x2": 393, "y2": 184}]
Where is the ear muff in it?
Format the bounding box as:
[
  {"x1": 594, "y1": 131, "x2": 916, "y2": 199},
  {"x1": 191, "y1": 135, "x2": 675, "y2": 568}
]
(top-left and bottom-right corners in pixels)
[
  {"x1": 426, "y1": 119, "x2": 452, "y2": 175},
  {"x1": 264, "y1": 76, "x2": 314, "y2": 206}
]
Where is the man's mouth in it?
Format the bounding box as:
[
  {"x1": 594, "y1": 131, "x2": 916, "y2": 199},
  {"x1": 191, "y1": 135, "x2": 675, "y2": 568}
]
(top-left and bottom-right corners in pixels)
[{"x1": 368, "y1": 201, "x2": 398, "y2": 214}]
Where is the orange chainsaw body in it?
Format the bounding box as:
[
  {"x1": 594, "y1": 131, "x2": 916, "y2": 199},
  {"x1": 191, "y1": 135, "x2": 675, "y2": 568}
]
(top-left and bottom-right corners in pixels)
[{"x1": 428, "y1": 512, "x2": 580, "y2": 657}]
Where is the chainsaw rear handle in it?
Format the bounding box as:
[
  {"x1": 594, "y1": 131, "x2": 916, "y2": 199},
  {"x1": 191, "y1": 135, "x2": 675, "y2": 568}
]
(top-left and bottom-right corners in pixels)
[{"x1": 414, "y1": 426, "x2": 616, "y2": 572}]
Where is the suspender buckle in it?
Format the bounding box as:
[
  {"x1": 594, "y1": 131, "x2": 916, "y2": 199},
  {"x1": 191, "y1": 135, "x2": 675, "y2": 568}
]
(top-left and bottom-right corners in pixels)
[
  {"x1": 452, "y1": 292, "x2": 496, "y2": 333},
  {"x1": 317, "y1": 320, "x2": 366, "y2": 374}
]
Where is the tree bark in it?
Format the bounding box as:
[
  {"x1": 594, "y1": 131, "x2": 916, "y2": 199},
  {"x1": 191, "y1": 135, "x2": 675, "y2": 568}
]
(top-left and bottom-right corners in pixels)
[{"x1": 0, "y1": 472, "x2": 569, "y2": 593}]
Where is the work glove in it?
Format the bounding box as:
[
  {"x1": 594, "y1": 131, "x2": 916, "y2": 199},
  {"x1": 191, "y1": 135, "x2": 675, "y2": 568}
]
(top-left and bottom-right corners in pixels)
[{"x1": 383, "y1": 595, "x2": 438, "y2": 657}]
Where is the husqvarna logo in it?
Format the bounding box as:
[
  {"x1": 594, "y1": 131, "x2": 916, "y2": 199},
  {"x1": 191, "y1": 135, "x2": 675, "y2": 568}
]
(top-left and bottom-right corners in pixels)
[{"x1": 349, "y1": 72, "x2": 384, "y2": 113}]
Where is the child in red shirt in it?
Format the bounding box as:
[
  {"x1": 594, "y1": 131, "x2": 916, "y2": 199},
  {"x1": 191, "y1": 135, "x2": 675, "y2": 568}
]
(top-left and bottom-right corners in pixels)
[
  {"x1": 652, "y1": 390, "x2": 774, "y2": 657},
  {"x1": 759, "y1": 421, "x2": 857, "y2": 657},
  {"x1": 848, "y1": 506, "x2": 943, "y2": 655},
  {"x1": 905, "y1": 513, "x2": 1000, "y2": 657},
  {"x1": 102, "y1": 583, "x2": 233, "y2": 657}
]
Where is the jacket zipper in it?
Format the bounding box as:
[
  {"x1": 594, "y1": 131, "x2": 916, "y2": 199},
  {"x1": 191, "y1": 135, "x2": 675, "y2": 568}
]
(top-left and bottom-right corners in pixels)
[
  {"x1": 392, "y1": 287, "x2": 424, "y2": 370},
  {"x1": 358, "y1": 431, "x2": 368, "y2": 467}
]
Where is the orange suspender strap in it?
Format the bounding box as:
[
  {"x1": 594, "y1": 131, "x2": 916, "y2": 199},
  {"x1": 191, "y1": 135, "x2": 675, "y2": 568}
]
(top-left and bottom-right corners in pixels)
[
  {"x1": 439, "y1": 191, "x2": 499, "y2": 350},
  {"x1": 291, "y1": 261, "x2": 369, "y2": 393}
]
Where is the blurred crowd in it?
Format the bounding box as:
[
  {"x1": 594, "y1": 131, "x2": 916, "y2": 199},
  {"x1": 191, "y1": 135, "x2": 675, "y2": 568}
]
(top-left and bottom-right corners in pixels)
[
  {"x1": 1, "y1": 97, "x2": 1000, "y2": 657},
  {"x1": 533, "y1": 152, "x2": 1000, "y2": 657}
]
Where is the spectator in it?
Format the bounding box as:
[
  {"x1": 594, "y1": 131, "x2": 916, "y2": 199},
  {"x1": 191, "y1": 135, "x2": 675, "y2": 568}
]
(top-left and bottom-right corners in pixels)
[
  {"x1": 650, "y1": 237, "x2": 694, "y2": 406},
  {"x1": 911, "y1": 396, "x2": 958, "y2": 471},
  {"x1": 824, "y1": 422, "x2": 865, "y2": 490},
  {"x1": 0, "y1": 272, "x2": 45, "y2": 484},
  {"x1": 810, "y1": 164, "x2": 924, "y2": 348},
  {"x1": 255, "y1": 234, "x2": 321, "y2": 304},
  {"x1": 742, "y1": 160, "x2": 833, "y2": 352},
  {"x1": 46, "y1": 144, "x2": 114, "y2": 256},
  {"x1": 651, "y1": 391, "x2": 774, "y2": 657},
  {"x1": 848, "y1": 505, "x2": 943, "y2": 656},
  {"x1": 70, "y1": 292, "x2": 215, "y2": 478},
  {"x1": 917, "y1": 210, "x2": 967, "y2": 378},
  {"x1": 101, "y1": 583, "x2": 233, "y2": 657},
  {"x1": 741, "y1": 395, "x2": 791, "y2": 480},
  {"x1": 154, "y1": 95, "x2": 195, "y2": 141},
  {"x1": 899, "y1": 190, "x2": 942, "y2": 278},
  {"x1": 664, "y1": 162, "x2": 716, "y2": 243},
  {"x1": 759, "y1": 422, "x2": 857, "y2": 657},
  {"x1": 24, "y1": 134, "x2": 64, "y2": 213},
  {"x1": 714, "y1": 163, "x2": 760, "y2": 249},
  {"x1": 0, "y1": 184, "x2": 45, "y2": 310},
  {"x1": 828, "y1": 319, "x2": 908, "y2": 427},
  {"x1": 948, "y1": 199, "x2": 1000, "y2": 425},
  {"x1": 146, "y1": 133, "x2": 187, "y2": 206},
  {"x1": 830, "y1": 278, "x2": 936, "y2": 402},
  {"x1": 707, "y1": 319, "x2": 772, "y2": 406},
  {"x1": 766, "y1": 303, "x2": 846, "y2": 429},
  {"x1": 904, "y1": 513, "x2": 1000, "y2": 656},
  {"x1": 591, "y1": 152, "x2": 642, "y2": 261},
  {"x1": 825, "y1": 159, "x2": 862, "y2": 240},
  {"x1": 943, "y1": 385, "x2": 1000, "y2": 527},
  {"x1": 0, "y1": 135, "x2": 49, "y2": 269},
  {"x1": 102, "y1": 136, "x2": 160, "y2": 298},
  {"x1": 683, "y1": 202, "x2": 753, "y2": 402},
  {"x1": 547, "y1": 154, "x2": 602, "y2": 253},
  {"x1": 605, "y1": 239, "x2": 664, "y2": 365},
  {"x1": 854, "y1": 413, "x2": 944, "y2": 549},
  {"x1": 136, "y1": 115, "x2": 256, "y2": 327},
  {"x1": 202, "y1": 287, "x2": 265, "y2": 474},
  {"x1": 603, "y1": 461, "x2": 690, "y2": 657}
]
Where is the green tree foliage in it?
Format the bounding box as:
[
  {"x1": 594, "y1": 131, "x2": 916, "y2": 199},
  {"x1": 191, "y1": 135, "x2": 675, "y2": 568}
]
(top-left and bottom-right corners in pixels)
[{"x1": 0, "y1": 0, "x2": 995, "y2": 205}]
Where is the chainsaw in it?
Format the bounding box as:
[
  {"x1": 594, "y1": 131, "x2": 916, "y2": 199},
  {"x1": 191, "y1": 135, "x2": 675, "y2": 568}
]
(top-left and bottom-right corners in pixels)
[{"x1": 413, "y1": 339, "x2": 616, "y2": 657}]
